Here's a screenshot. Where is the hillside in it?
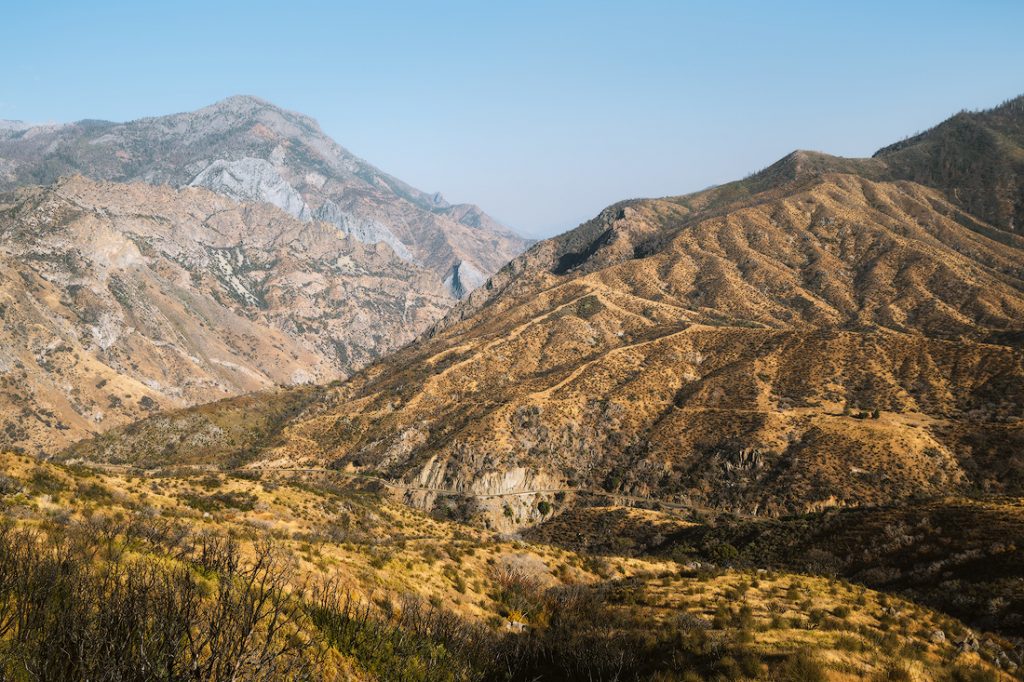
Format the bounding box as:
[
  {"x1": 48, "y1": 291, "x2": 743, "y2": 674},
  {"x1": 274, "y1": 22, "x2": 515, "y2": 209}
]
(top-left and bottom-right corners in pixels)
[
  {"x1": 68, "y1": 168, "x2": 1024, "y2": 523},
  {"x1": 18, "y1": 94, "x2": 1024, "y2": 679},
  {"x1": 0, "y1": 96, "x2": 531, "y2": 296},
  {"x1": 63, "y1": 98, "x2": 1024, "y2": 528},
  {"x1": 526, "y1": 498, "x2": 1024, "y2": 637},
  {"x1": 876, "y1": 95, "x2": 1024, "y2": 234},
  {"x1": 0, "y1": 176, "x2": 450, "y2": 453}
]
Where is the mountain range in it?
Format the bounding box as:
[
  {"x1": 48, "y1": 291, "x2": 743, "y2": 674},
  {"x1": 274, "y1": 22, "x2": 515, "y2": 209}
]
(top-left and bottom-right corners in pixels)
[
  {"x1": 0, "y1": 95, "x2": 531, "y2": 294},
  {"x1": 0, "y1": 175, "x2": 456, "y2": 453},
  {"x1": 68, "y1": 96, "x2": 1024, "y2": 528},
  {"x1": 4, "y1": 94, "x2": 1024, "y2": 677},
  {"x1": 0, "y1": 97, "x2": 531, "y2": 452}
]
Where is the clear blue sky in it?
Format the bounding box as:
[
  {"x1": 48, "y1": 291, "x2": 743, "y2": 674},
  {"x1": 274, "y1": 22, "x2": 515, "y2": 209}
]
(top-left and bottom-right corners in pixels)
[{"x1": 3, "y1": 1, "x2": 1023, "y2": 237}]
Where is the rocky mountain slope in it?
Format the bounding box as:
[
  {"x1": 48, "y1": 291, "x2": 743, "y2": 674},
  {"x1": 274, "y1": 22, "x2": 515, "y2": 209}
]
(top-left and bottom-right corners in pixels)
[
  {"x1": 0, "y1": 95, "x2": 530, "y2": 296},
  {"x1": 68, "y1": 97, "x2": 1024, "y2": 528},
  {"x1": 0, "y1": 176, "x2": 450, "y2": 453}
]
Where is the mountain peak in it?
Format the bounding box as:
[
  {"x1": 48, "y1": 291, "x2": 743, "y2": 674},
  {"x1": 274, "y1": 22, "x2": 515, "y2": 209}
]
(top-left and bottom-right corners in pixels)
[
  {"x1": 216, "y1": 94, "x2": 273, "y2": 107},
  {"x1": 202, "y1": 94, "x2": 278, "y2": 114},
  {"x1": 737, "y1": 149, "x2": 886, "y2": 197},
  {"x1": 0, "y1": 98, "x2": 530, "y2": 292},
  {"x1": 187, "y1": 94, "x2": 321, "y2": 130},
  {"x1": 203, "y1": 94, "x2": 292, "y2": 118},
  {"x1": 765, "y1": 149, "x2": 829, "y2": 178}
]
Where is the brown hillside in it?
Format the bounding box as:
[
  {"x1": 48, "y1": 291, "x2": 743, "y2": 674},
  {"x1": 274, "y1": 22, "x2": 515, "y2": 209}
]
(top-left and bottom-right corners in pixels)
[
  {"x1": 68, "y1": 171, "x2": 1024, "y2": 525},
  {"x1": 876, "y1": 95, "x2": 1024, "y2": 234}
]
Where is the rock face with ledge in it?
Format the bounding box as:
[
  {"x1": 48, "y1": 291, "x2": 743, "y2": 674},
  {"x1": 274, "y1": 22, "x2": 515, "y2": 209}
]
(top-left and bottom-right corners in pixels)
[
  {"x1": 313, "y1": 198, "x2": 412, "y2": 262},
  {"x1": 0, "y1": 95, "x2": 531, "y2": 295}
]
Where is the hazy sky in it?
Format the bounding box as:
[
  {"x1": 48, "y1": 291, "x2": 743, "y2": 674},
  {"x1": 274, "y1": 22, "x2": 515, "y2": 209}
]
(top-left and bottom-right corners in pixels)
[{"x1": 3, "y1": 1, "x2": 1023, "y2": 237}]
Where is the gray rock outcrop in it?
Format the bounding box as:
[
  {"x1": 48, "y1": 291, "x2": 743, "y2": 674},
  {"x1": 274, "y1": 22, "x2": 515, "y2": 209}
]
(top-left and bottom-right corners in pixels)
[{"x1": 190, "y1": 157, "x2": 311, "y2": 221}]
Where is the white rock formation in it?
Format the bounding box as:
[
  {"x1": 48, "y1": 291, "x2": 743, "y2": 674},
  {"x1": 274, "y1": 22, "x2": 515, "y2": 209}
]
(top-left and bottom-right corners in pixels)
[
  {"x1": 443, "y1": 260, "x2": 486, "y2": 299},
  {"x1": 313, "y1": 199, "x2": 413, "y2": 262},
  {"x1": 190, "y1": 158, "x2": 311, "y2": 221}
]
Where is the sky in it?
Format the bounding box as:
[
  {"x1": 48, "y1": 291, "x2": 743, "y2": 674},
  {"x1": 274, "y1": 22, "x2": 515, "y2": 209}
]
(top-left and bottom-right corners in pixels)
[{"x1": 3, "y1": 1, "x2": 1023, "y2": 238}]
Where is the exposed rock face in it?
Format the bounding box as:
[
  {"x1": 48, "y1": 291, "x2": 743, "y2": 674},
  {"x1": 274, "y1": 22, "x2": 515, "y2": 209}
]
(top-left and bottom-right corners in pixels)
[
  {"x1": 442, "y1": 260, "x2": 486, "y2": 299},
  {"x1": 189, "y1": 157, "x2": 311, "y2": 221},
  {"x1": 67, "y1": 96, "x2": 1024, "y2": 529},
  {"x1": 0, "y1": 95, "x2": 531, "y2": 294},
  {"x1": 313, "y1": 199, "x2": 412, "y2": 261},
  {"x1": 0, "y1": 176, "x2": 450, "y2": 453}
]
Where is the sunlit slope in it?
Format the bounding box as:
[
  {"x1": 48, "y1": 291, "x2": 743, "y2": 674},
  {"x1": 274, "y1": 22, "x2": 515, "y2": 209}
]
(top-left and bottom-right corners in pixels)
[{"x1": 69, "y1": 172, "x2": 1024, "y2": 521}]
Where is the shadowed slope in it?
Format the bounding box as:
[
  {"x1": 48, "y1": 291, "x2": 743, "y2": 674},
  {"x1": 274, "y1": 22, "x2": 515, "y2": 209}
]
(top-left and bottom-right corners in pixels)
[{"x1": 876, "y1": 95, "x2": 1024, "y2": 234}]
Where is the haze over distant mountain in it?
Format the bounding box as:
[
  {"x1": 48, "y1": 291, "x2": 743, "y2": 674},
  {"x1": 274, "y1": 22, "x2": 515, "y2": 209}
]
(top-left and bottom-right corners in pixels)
[
  {"x1": 71, "y1": 96, "x2": 1024, "y2": 528},
  {"x1": 0, "y1": 95, "x2": 531, "y2": 297}
]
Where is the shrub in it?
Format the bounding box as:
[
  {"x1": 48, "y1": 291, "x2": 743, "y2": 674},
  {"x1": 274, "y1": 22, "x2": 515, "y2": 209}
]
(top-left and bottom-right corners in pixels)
[
  {"x1": 776, "y1": 649, "x2": 828, "y2": 682},
  {"x1": 875, "y1": 660, "x2": 914, "y2": 682},
  {"x1": 197, "y1": 474, "x2": 225, "y2": 490},
  {"x1": 0, "y1": 474, "x2": 21, "y2": 496},
  {"x1": 77, "y1": 481, "x2": 113, "y2": 502},
  {"x1": 183, "y1": 490, "x2": 258, "y2": 513},
  {"x1": 309, "y1": 583, "x2": 496, "y2": 682},
  {"x1": 834, "y1": 633, "x2": 866, "y2": 652},
  {"x1": 706, "y1": 540, "x2": 740, "y2": 563},
  {"x1": 943, "y1": 665, "x2": 1001, "y2": 682},
  {"x1": 489, "y1": 565, "x2": 544, "y2": 620},
  {"x1": 0, "y1": 525, "x2": 317, "y2": 680},
  {"x1": 29, "y1": 469, "x2": 66, "y2": 495}
]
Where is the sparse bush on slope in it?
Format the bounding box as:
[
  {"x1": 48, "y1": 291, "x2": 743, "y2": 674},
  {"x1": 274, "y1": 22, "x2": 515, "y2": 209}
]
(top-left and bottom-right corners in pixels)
[{"x1": 0, "y1": 523, "x2": 316, "y2": 681}]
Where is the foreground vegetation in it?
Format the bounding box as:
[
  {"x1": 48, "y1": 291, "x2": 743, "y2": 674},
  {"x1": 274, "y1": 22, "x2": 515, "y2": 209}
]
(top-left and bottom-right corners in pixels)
[
  {"x1": 0, "y1": 453, "x2": 1019, "y2": 680},
  {"x1": 527, "y1": 501, "x2": 1024, "y2": 638}
]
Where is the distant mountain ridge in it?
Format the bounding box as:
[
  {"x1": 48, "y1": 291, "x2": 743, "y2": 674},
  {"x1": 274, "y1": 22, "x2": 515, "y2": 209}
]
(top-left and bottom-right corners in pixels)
[
  {"x1": 0, "y1": 95, "x2": 531, "y2": 297},
  {"x1": 443, "y1": 95, "x2": 1024, "y2": 329}
]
